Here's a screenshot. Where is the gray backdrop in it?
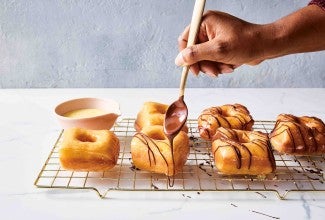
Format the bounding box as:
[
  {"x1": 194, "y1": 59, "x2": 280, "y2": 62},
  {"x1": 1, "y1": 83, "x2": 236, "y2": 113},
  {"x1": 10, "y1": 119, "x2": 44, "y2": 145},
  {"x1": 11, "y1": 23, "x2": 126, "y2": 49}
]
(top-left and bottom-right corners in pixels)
[{"x1": 0, "y1": 0, "x2": 324, "y2": 88}]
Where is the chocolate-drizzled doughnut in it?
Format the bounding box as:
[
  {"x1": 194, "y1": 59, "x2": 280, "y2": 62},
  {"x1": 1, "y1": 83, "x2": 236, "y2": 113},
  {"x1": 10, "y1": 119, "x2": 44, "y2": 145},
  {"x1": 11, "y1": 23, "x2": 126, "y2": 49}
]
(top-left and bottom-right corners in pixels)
[
  {"x1": 212, "y1": 127, "x2": 276, "y2": 175},
  {"x1": 131, "y1": 125, "x2": 189, "y2": 177},
  {"x1": 198, "y1": 104, "x2": 254, "y2": 141},
  {"x1": 269, "y1": 114, "x2": 325, "y2": 155}
]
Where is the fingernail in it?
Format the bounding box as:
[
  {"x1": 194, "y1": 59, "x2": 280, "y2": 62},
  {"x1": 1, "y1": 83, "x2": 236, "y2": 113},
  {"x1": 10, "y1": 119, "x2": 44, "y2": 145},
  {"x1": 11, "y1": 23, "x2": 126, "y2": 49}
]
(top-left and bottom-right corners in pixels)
[
  {"x1": 192, "y1": 71, "x2": 199, "y2": 77},
  {"x1": 223, "y1": 67, "x2": 234, "y2": 74},
  {"x1": 175, "y1": 52, "x2": 184, "y2": 66},
  {"x1": 206, "y1": 71, "x2": 218, "y2": 78}
]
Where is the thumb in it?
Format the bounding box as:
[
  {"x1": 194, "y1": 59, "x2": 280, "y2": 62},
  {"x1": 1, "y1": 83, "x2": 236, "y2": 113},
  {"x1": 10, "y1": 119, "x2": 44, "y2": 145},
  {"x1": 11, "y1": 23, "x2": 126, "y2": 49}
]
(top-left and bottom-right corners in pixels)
[
  {"x1": 175, "y1": 41, "x2": 213, "y2": 66},
  {"x1": 247, "y1": 59, "x2": 264, "y2": 66}
]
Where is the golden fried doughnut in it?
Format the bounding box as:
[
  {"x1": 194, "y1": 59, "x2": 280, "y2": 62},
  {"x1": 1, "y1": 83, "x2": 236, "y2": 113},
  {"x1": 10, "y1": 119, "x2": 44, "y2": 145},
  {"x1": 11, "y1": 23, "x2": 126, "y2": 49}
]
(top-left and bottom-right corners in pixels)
[
  {"x1": 269, "y1": 114, "x2": 325, "y2": 155},
  {"x1": 134, "y1": 101, "x2": 188, "y2": 133},
  {"x1": 212, "y1": 127, "x2": 276, "y2": 175},
  {"x1": 131, "y1": 125, "x2": 189, "y2": 176},
  {"x1": 198, "y1": 104, "x2": 254, "y2": 141},
  {"x1": 59, "y1": 128, "x2": 120, "y2": 171}
]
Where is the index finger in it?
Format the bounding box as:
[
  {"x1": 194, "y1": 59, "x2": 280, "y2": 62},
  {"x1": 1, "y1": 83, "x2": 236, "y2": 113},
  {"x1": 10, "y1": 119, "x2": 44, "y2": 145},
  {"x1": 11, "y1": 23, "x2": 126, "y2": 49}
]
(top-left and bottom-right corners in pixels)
[{"x1": 177, "y1": 25, "x2": 190, "y2": 51}]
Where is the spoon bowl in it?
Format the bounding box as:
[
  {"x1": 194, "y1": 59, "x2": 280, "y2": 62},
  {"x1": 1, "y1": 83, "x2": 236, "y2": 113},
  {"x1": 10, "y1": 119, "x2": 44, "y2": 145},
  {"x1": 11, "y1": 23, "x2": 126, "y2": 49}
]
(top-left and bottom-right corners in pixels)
[{"x1": 164, "y1": 96, "x2": 188, "y2": 139}]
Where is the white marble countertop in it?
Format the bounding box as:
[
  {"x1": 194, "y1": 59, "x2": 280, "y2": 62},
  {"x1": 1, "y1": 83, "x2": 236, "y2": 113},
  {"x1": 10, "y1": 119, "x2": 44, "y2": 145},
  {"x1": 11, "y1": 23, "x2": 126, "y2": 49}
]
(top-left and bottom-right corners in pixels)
[{"x1": 0, "y1": 88, "x2": 325, "y2": 220}]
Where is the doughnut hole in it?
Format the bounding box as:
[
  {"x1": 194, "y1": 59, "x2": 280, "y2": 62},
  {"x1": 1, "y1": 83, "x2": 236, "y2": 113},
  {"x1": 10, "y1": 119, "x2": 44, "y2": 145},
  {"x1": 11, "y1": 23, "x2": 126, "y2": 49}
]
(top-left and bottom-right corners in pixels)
[
  {"x1": 156, "y1": 105, "x2": 167, "y2": 114},
  {"x1": 142, "y1": 125, "x2": 167, "y2": 141},
  {"x1": 76, "y1": 132, "x2": 97, "y2": 143},
  {"x1": 148, "y1": 131, "x2": 166, "y2": 140}
]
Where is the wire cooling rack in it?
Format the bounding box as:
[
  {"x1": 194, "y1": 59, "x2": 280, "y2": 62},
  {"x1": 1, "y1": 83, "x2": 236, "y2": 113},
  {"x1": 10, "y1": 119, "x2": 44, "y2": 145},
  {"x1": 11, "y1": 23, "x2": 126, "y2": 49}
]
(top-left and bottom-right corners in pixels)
[{"x1": 34, "y1": 118, "x2": 325, "y2": 199}]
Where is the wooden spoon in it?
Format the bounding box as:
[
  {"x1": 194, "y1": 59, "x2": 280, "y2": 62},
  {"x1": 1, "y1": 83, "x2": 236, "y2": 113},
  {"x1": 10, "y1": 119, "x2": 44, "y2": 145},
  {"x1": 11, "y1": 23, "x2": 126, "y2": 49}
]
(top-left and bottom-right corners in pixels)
[{"x1": 164, "y1": 0, "x2": 206, "y2": 142}]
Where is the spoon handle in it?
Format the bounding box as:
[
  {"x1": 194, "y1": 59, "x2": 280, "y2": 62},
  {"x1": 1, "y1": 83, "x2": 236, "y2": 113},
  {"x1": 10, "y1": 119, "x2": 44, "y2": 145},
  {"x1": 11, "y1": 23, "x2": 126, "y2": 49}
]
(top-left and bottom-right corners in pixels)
[{"x1": 179, "y1": 0, "x2": 206, "y2": 97}]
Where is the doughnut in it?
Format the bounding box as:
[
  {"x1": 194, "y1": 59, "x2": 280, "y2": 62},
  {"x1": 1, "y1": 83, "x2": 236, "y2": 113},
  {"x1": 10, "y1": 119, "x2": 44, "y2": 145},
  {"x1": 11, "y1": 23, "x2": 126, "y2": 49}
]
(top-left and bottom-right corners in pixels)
[
  {"x1": 212, "y1": 127, "x2": 276, "y2": 175},
  {"x1": 198, "y1": 104, "x2": 254, "y2": 141},
  {"x1": 134, "y1": 101, "x2": 188, "y2": 133},
  {"x1": 269, "y1": 114, "x2": 325, "y2": 155},
  {"x1": 131, "y1": 125, "x2": 189, "y2": 176},
  {"x1": 59, "y1": 128, "x2": 120, "y2": 171}
]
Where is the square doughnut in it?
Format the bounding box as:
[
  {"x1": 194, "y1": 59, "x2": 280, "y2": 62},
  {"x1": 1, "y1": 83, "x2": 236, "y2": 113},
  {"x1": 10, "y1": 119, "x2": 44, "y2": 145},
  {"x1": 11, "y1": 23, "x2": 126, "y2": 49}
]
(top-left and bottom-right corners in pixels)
[{"x1": 59, "y1": 128, "x2": 120, "y2": 171}]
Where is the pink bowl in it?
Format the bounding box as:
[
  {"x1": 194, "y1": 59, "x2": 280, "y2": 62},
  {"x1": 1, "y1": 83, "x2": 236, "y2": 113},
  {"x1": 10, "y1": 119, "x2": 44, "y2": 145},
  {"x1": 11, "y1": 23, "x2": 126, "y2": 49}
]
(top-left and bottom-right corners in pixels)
[{"x1": 55, "y1": 97, "x2": 121, "y2": 130}]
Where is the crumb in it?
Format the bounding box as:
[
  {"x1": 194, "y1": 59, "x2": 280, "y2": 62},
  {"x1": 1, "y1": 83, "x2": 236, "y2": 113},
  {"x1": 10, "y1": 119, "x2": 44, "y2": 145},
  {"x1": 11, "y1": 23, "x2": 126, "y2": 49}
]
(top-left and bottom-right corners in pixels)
[
  {"x1": 151, "y1": 184, "x2": 159, "y2": 190},
  {"x1": 255, "y1": 192, "x2": 267, "y2": 198}
]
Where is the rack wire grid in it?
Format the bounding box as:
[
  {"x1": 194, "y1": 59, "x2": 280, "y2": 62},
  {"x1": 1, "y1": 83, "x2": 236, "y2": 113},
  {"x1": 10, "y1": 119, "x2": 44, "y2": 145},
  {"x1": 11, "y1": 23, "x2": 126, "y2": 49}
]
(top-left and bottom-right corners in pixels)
[{"x1": 34, "y1": 118, "x2": 325, "y2": 199}]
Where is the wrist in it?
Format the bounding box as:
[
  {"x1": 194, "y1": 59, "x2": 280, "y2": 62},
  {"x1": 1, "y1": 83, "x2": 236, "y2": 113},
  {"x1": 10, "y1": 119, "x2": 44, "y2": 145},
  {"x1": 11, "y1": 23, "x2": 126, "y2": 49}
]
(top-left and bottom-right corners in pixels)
[
  {"x1": 243, "y1": 23, "x2": 285, "y2": 63},
  {"x1": 259, "y1": 5, "x2": 325, "y2": 60},
  {"x1": 257, "y1": 22, "x2": 287, "y2": 61}
]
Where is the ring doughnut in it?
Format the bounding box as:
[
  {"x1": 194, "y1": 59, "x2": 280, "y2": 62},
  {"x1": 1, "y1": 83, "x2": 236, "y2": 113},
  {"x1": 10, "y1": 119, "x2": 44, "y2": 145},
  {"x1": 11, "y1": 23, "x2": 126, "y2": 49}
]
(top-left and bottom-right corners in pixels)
[
  {"x1": 269, "y1": 114, "x2": 325, "y2": 155},
  {"x1": 212, "y1": 127, "x2": 276, "y2": 175},
  {"x1": 198, "y1": 104, "x2": 254, "y2": 140}
]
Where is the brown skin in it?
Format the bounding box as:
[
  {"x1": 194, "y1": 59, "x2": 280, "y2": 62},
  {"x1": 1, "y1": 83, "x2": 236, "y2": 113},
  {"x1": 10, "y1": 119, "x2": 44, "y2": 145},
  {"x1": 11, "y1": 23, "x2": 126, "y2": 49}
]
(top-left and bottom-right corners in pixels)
[{"x1": 175, "y1": 5, "x2": 325, "y2": 77}]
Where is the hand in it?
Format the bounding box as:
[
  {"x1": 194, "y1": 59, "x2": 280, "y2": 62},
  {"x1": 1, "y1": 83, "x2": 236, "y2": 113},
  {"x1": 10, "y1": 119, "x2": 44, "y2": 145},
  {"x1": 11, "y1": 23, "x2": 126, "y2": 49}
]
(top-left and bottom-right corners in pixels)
[
  {"x1": 175, "y1": 5, "x2": 325, "y2": 77},
  {"x1": 175, "y1": 10, "x2": 268, "y2": 77}
]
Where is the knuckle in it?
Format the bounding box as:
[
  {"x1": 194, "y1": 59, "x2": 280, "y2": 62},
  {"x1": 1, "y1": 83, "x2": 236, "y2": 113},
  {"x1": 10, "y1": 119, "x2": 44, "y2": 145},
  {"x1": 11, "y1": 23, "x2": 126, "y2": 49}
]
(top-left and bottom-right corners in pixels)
[
  {"x1": 183, "y1": 46, "x2": 198, "y2": 63},
  {"x1": 204, "y1": 10, "x2": 215, "y2": 16},
  {"x1": 177, "y1": 35, "x2": 184, "y2": 43},
  {"x1": 216, "y1": 41, "x2": 230, "y2": 55}
]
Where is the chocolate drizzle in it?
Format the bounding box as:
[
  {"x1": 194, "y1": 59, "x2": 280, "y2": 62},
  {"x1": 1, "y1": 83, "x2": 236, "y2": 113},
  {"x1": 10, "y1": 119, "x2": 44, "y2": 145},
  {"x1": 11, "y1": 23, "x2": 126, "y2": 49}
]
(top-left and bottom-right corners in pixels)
[
  {"x1": 133, "y1": 131, "x2": 178, "y2": 187},
  {"x1": 213, "y1": 128, "x2": 275, "y2": 172},
  {"x1": 266, "y1": 140, "x2": 276, "y2": 172},
  {"x1": 133, "y1": 132, "x2": 173, "y2": 177},
  {"x1": 198, "y1": 104, "x2": 254, "y2": 140},
  {"x1": 167, "y1": 136, "x2": 176, "y2": 187},
  {"x1": 269, "y1": 114, "x2": 325, "y2": 155},
  {"x1": 270, "y1": 122, "x2": 309, "y2": 153}
]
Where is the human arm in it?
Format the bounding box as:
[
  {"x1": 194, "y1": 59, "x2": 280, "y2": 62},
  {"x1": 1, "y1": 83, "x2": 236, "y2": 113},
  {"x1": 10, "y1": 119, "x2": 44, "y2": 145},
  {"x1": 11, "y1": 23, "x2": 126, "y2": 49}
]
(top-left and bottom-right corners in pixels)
[{"x1": 175, "y1": 4, "x2": 325, "y2": 77}]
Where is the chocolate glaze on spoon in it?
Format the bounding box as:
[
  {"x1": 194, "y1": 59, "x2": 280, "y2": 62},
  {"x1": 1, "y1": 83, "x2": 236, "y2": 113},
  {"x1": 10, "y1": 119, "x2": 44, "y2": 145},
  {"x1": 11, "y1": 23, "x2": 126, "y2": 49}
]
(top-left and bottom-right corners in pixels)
[{"x1": 164, "y1": 95, "x2": 188, "y2": 142}]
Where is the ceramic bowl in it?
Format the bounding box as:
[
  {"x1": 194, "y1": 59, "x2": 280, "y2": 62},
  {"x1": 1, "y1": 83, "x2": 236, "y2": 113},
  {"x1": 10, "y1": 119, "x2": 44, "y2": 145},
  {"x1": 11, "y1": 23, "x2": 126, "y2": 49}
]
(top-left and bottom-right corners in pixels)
[{"x1": 55, "y1": 97, "x2": 121, "y2": 130}]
